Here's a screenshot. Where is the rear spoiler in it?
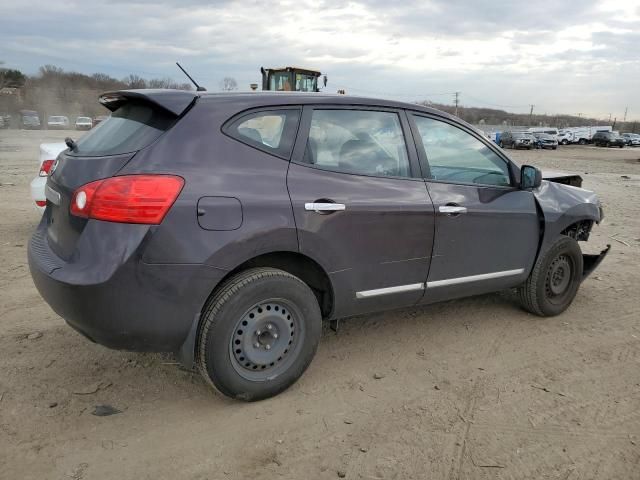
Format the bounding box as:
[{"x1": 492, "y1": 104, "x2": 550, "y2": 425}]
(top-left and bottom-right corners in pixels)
[{"x1": 99, "y1": 89, "x2": 199, "y2": 116}]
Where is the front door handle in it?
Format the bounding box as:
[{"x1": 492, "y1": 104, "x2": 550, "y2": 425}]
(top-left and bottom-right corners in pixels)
[
  {"x1": 305, "y1": 202, "x2": 346, "y2": 213},
  {"x1": 439, "y1": 205, "x2": 467, "y2": 215}
]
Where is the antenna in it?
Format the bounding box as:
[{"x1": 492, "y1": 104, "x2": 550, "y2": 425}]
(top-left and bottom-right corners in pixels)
[{"x1": 176, "y1": 62, "x2": 206, "y2": 91}]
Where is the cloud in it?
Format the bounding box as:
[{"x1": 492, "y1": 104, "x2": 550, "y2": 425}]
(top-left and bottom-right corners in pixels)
[{"x1": 0, "y1": 0, "x2": 639, "y2": 119}]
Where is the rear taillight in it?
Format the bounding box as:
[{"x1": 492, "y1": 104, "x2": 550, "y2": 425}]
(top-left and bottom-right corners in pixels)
[
  {"x1": 35, "y1": 200, "x2": 46, "y2": 207},
  {"x1": 39, "y1": 159, "x2": 55, "y2": 177},
  {"x1": 70, "y1": 175, "x2": 184, "y2": 224}
]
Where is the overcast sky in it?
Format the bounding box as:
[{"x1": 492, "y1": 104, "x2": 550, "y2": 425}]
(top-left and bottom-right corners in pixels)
[{"x1": 2, "y1": 0, "x2": 639, "y2": 120}]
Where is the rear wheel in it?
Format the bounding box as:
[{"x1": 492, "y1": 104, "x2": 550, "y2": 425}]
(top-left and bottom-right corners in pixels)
[
  {"x1": 197, "y1": 268, "x2": 322, "y2": 401},
  {"x1": 579, "y1": 138, "x2": 587, "y2": 145},
  {"x1": 518, "y1": 236, "x2": 583, "y2": 317}
]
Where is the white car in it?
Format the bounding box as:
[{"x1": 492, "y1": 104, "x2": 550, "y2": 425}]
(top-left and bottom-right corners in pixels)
[
  {"x1": 47, "y1": 116, "x2": 70, "y2": 130},
  {"x1": 30, "y1": 143, "x2": 66, "y2": 211},
  {"x1": 75, "y1": 116, "x2": 93, "y2": 130}
]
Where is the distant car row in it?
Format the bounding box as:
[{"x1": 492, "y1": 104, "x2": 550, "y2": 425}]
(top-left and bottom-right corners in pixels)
[
  {"x1": 497, "y1": 131, "x2": 558, "y2": 150},
  {"x1": 489, "y1": 126, "x2": 639, "y2": 150},
  {"x1": 1, "y1": 111, "x2": 109, "y2": 130}
]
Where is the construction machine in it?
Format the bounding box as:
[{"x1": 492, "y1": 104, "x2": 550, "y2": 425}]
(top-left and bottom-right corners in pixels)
[{"x1": 260, "y1": 66, "x2": 327, "y2": 92}]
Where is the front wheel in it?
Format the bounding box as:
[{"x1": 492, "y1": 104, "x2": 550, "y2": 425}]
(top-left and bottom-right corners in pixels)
[
  {"x1": 518, "y1": 236, "x2": 583, "y2": 317},
  {"x1": 499, "y1": 141, "x2": 504, "y2": 148},
  {"x1": 197, "y1": 268, "x2": 322, "y2": 401},
  {"x1": 579, "y1": 139, "x2": 587, "y2": 145}
]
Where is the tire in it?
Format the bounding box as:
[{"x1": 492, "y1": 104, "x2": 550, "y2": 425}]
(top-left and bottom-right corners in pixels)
[
  {"x1": 499, "y1": 141, "x2": 504, "y2": 148},
  {"x1": 197, "y1": 267, "x2": 322, "y2": 401},
  {"x1": 552, "y1": 146, "x2": 557, "y2": 150},
  {"x1": 561, "y1": 139, "x2": 569, "y2": 145},
  {"x1": 518, "y1": 236, "x2": 583, "y2": 317},
  {"x1": 579, "y1": 138, "x2": 587, "y2": 145}
]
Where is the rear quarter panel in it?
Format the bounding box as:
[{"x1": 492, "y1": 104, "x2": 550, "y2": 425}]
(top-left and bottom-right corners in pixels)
[{"x1": 121, "y1": 99, "x2": 299, "y2": 270}]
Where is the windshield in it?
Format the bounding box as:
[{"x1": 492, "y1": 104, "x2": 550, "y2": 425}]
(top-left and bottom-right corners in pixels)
[
  {"x1": 269, "y1": 72, "x2": 292, "y2": 91},
  {"x1": 70, "y1": 102, "x2": 174, "y2": 156}
]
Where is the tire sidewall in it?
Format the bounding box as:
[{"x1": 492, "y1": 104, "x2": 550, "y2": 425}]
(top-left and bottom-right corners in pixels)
[
  {"x1": 200, "y1": 272, "x2": 322, "y2": 401},
  {"x1": 535, "y1": 237, "x2": 583, "y2": 316}
]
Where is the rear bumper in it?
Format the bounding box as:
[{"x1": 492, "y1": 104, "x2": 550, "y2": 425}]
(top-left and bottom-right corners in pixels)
[
  {"x1": 28, "y1": 218, "x2": 226, "y2": 352},
  {"x1": 30, "y1": 175, "x2": 46, "y2": 212}
]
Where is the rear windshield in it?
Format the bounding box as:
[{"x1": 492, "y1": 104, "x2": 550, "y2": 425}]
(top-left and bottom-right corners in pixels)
[{"x1": 69, "y1": 102, "x2": 174, "y2": 156}]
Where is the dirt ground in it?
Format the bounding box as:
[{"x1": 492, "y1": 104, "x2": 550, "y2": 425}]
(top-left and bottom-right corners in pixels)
[{"x1": 1, "y1": 129, "x2": 639, "y2": 480}]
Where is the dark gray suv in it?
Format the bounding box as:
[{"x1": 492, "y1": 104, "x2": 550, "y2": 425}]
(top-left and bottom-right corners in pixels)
[{"x1": 29, "y1": 90, "x2": 609, "y2": 400}]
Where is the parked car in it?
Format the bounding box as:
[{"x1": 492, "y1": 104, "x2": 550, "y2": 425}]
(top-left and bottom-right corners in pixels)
[
  {"x1": 499, "y1": 131, "x2": 536, "y2": 149},
  {"x1": 621, "y1": 133, "x2": 640, "y2": 147},
  {"x1": 592, "y1": 131, "x2": 625, "y2": 148},
  {"x1": 92, "y1": 115, "x2": 109, "y2": 127},
  {"x1": 47, "y1": 116, "x2": 70, "y2": 130},
  {"x1": 29, "y1": 90, "x2": 609, "y2": 401},
  {"x1": 75, "y1": 116, "x2": 93, "y2": 130},
  {"x1": 533, "y1": 133, "x2": 558, "y2": 150},
  {"x1": 556, "y1": 130, "x2": 573, "y2": 145},
  {"x1": 20, "y1": 110, "x2": 41, "y2": 129},
  {"x1": 0, "y1": 113, "x2": 10, "y2": 129},
  {"x1": 30, "y1": 142, "x2": 67, "y2": 211}
]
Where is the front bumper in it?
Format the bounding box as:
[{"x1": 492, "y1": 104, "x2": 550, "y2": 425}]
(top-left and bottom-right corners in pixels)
[
  {"x1": 28, "y1": 218, "x2": 226, "y2": 352},
  {"x1": 583, "y1": 245, "x2": 611, "y2": 280}
]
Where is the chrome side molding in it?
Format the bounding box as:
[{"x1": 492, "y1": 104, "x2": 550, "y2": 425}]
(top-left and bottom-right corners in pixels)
[
  {"x1": 356, "y1": 283, "x2": 424, "y2": 299},
  {"x1": 427, "y1": 268, "x2": 525, "y2": 288}
]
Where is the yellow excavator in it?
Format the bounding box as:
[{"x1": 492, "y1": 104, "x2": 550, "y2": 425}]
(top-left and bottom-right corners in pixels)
[{"x1": 260, "y1": 66, "x2": 327, "y2": 92}]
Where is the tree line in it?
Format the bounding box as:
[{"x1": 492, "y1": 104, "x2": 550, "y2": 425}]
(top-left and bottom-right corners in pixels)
[{"x1": 0, "y1": 64, "x2": 194, "y2": 121}]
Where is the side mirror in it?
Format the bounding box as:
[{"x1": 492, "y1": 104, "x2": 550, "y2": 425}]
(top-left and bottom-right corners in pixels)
[{"x1": 520, "y1": 165, "x2": 542, "y2": 189}]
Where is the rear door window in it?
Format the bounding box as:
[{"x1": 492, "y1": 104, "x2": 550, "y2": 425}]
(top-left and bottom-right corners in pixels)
[
  {"x1": 302, "y1": 109, "x2": 411, "y2": 178},
  {"x1": 224, "y1": 109, "x2": 301, "y2": 159},
  {"x1": 69, "y1": 102, "x2": 174, "y2": 157}
]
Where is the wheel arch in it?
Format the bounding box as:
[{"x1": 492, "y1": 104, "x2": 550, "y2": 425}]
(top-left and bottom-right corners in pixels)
[{"x1": 220, "y1": 251, "x2": 334, "y2": 319}]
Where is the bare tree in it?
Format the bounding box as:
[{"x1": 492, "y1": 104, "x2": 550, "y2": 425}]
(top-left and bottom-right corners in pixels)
[
  {"x1": 220, "y1": 77, "x2": 238, "y2": 91},
  {"x1": 123, "y1": 74, "x2": 147, "y2": 89}
]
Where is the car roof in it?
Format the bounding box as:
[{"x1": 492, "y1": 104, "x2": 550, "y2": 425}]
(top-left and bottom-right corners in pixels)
[{"x1": 100, "y1": 89, "x2": 464, "y2": 125}]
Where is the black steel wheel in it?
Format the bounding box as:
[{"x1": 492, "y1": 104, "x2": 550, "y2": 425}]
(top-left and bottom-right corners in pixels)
[
  {"x1": 197, "y1": 268, "x2": 322, "y2": 401},
  {"x1": 518, "y1": 236, "x2": 583, "y2": 316},
  {"x1": 229, "y1": 299, "x2": 303, "y2": 381}
]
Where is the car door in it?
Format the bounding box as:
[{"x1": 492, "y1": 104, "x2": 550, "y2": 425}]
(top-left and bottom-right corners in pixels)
[
  {"x1": 408, "y1": 113, "x2": 540, "y2": 304},
  {"x1": 287, "y1": 106, "x2": 435, "y2": 318}
]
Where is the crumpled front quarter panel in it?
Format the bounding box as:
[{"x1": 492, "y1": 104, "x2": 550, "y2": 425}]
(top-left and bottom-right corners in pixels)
[{"x1": 534, "y1": 180, "x2": 601, "y2": 253}]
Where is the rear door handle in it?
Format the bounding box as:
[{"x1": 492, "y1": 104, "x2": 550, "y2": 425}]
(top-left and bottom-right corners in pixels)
[
  {"x1": 439, "y1": 205, "x2": 467, "y2": 215},
  {"x1": 305, "y1": 202, "x2": 346, "y2": 213}
]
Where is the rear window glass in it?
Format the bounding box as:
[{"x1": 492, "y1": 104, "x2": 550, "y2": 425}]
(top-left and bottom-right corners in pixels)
[{"x1": 69, "y1": 102, "x2": 174, "y2": 157}]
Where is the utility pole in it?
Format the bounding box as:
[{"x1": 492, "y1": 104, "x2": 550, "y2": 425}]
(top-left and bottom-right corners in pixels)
[
  {"x1": 454, "y1": 92, "x2": 460, "y2": 117},
  {"x1": 623, "y1": 106, "x2": 628, "y2": 122},
  {"x1": 608, "y1": 113, "x2": 612, "y2": 123},
  {"x1": 529, "y1": 104, "x2": 534, "y2": 126}
]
